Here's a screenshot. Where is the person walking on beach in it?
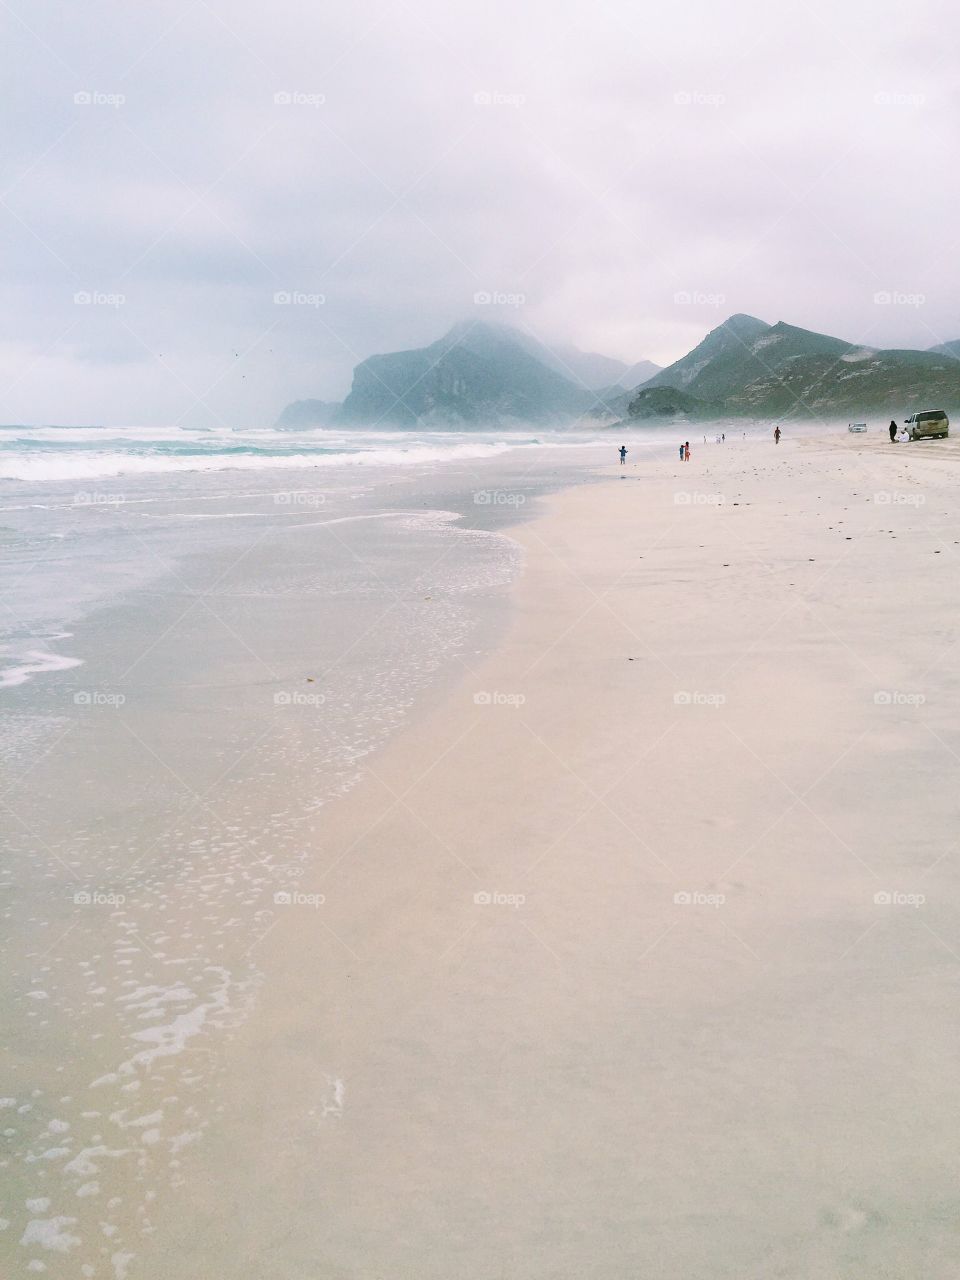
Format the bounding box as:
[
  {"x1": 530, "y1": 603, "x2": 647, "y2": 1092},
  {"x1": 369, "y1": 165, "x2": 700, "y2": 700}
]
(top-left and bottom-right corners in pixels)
[
  {"x1": 774, "y1": 426, "x2": 781, "y2": 444},
  {"x1": 679, "y1": 443, "x2": 685, "y2": 461},
  {"x1": 684, "y1": 441, "x2": 690, "y2": 462},
  {"x1": 889, "y1": 420, "x2": 897, "y2": 443},
  {"x1": 618, "y1": 444, "x2": 627, "y2": 465}
]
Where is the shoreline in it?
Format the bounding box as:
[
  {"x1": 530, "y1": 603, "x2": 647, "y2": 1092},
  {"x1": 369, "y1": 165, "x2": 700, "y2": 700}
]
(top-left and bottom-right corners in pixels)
[{"x1": 136, "y1": 430, "x2": 960, "y2": 1278}]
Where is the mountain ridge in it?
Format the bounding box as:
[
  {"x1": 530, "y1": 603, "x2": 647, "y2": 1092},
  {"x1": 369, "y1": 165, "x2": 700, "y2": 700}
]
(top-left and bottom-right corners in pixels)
[{"x1": 276, "y1": 316, "x2": 960, "y2": 428}]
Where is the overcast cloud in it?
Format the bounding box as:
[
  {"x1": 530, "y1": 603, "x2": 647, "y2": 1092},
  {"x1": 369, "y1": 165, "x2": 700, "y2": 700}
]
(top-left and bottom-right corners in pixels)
[{"x1": 2, "y1": 0, "x2": 958, "y2": 426}]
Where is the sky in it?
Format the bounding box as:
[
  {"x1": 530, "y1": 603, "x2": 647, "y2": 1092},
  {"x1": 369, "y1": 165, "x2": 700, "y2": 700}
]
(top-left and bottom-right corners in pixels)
[{"x1": 2, "y1": 0, "x2": 958, "y2": 426}]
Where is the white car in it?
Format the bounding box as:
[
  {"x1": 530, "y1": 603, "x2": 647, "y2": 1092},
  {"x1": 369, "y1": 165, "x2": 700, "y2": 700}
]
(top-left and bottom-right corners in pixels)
[{"x1": 905, "y1": 410, "x2": 949, "y2": 440}]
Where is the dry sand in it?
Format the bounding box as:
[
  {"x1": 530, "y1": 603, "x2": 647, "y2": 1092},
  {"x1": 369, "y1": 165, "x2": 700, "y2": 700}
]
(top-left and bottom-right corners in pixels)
[{"x1": 144, "y1": 431, "x2": 960, "y2": 1279}]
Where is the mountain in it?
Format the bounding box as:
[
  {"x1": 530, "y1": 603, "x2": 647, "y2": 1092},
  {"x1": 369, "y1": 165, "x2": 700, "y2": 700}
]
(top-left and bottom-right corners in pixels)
[
  {"x1": 648, "y1": 314, "x2": 960, "y2": 418},
  {"x1": 277, "y1": 315, "x2": 960, "y2": 429},
  {"x1": 644, "y1": 314, "x2": 852, "y2": 403},
  {"x1": 624, "y1": 386, "x2": 720, "y2": 421},
  {"x1": 618, "y1": 359, "x2": 662, "y2": 388},
  {"x1": 275, "y1": 322, "x2": 659, "y2": 427},
  {"x1": 726, "y1": 346, "x2": 960, "y2": 418},
  {"x1": 505, "y1": 335, "x2": 630, "y2": 390},
  {"x1": 336, "y1": 321, "x2": 603, "y2": 426},
  {"x1": 275, "y1": 399, "x2": 341, "y2": 428},
  {"x1": 928, "y1": 339, "x2": 960, "y2": 361}
]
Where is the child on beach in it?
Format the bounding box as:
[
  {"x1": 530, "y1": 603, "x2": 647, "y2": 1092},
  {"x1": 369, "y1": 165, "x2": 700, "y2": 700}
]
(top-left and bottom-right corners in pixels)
[
  {"x1": 619, "y1": 445, "x2": 627, "y2": 465},
  {"x1": 684, "y1": 441, "x2": 690, "y2": 461}
]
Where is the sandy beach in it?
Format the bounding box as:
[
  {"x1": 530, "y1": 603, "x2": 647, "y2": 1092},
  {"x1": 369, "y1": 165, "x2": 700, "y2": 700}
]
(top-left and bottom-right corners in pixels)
[{"x1": 121, "y1": 430, "x2": 959, "y2": 1279}]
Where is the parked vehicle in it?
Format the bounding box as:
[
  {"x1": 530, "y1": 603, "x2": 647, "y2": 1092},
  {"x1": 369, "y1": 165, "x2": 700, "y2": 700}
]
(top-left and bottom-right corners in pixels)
[
  {"x1": 847, "y1": 422, "x2": 867, "y2": 433},
  {"x1": 905, "y1": 410, "x2": 949, "y2": 440}
]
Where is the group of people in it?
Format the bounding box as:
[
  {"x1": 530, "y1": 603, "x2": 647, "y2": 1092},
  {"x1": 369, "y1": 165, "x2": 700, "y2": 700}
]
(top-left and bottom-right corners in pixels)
[
  {"x1": 618, "y1": 441, "x2": 690, "y2": 463},
  {"x1": 618, "y1": 430, "x2": 783, "y2": 467},
  {"x1": 618, "y1": 441, "x2": 692, "y2": 464},
  {"x1": 619, "y1": 421, "x2": 918, "y2": 465}
]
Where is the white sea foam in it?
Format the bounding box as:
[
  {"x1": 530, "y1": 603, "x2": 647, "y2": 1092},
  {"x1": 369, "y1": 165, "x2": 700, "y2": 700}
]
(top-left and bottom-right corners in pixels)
[
  {"x1": 0, "y1": 440, "x2": 519, "y2": 483},
  {"x1": 0, "y1": 647, "x2": 83, "y2": 690},
  {"x1": 20, "y1": 1215, "x2": 81, "y2": 1252}
]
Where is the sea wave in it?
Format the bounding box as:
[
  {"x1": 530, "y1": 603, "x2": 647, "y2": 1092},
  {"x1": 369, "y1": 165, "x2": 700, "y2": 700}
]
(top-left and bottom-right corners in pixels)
[{"x1": 0, "y1": 440, "x2": 522, "y2": 483}]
